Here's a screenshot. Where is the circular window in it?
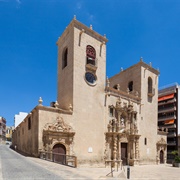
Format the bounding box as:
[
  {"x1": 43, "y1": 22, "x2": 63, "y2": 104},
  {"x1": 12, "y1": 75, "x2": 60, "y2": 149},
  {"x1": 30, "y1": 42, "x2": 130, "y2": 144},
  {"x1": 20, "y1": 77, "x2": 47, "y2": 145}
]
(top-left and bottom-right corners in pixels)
[{"x1": 85, "y1": 72, "x2": 97, "y2": 85}]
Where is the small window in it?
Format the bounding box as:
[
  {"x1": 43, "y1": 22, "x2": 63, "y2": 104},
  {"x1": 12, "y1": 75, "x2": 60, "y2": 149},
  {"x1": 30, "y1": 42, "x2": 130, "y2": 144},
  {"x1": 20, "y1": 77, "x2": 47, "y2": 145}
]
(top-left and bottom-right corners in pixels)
[
  {"x1": 144, "y1": 138, "x2": 147, "y2": 145},
  {"x1": 113, "y1": 85, "x2": 118, "y2": 90},
  {"x1": 109, "y1": 107, "x2": 114, "y2": 117},
  {"x1": 28, "y1": 117, "x2": 31, "y2": 130},
  {"x1": 148, "y1": 77, "x2": 152, "y2": 94},
  {"x1": 128, "y1": 81, "x2": 133, "y2": 92},
  {"x1": 62, "y1": 48, "x2": 68, "y2": 69},
  {"x1": 86, "y1": 45, "x2": 96, "y2": 66}
]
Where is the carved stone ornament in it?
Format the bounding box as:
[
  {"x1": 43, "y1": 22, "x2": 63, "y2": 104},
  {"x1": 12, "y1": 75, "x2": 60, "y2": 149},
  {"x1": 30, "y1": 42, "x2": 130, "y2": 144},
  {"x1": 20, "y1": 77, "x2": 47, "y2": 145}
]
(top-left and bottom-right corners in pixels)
[
  {"x1": 104, "y1": 98, "x2": 140, "y2": 166},
  {"x1": 157, "y1": 138, "x2": 167, "y2": 145},
  {"x1": 42, "y1": 117, "x2": 75, "y2": 154},
  {"x1": 43, "y1": 116, "x2": 73, "y2": 132},
  {"x1": 116, "y1": 97, "x2": 122, "y2": 109}
]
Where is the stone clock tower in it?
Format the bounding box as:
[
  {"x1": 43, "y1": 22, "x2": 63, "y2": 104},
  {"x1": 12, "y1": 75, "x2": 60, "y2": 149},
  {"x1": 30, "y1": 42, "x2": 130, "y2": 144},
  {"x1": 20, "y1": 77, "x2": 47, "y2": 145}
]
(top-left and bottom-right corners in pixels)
[{"x1": 56, "y1": 17, "x2": 108, "y2": 164}]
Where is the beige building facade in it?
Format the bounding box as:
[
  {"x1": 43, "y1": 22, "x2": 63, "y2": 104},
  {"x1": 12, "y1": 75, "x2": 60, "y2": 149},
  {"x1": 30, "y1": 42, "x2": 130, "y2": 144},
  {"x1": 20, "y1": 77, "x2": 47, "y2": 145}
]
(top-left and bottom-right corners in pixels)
[{"x1": 12, "y1": 18, "x2": 167, "y2": 167}]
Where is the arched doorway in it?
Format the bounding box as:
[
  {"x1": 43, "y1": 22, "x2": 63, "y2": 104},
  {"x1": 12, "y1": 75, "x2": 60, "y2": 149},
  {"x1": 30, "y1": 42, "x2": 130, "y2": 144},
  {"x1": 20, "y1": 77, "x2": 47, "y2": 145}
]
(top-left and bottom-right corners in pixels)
[
  {"x1": 52, "y1": 143, "x2": 66, "y2": 164},
  {"x1": 160, "y1": 150, "x2": 164, "y2": 164}
]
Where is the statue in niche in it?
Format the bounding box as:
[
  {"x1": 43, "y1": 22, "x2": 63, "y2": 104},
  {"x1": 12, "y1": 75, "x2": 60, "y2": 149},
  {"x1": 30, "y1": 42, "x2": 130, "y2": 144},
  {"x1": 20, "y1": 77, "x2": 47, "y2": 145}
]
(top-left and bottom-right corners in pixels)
[
  {"x1": 120, "y1": 118, "x2": 125, "y2": 127},
  {"x1": 119, "y1": 118, "x2": 125, "y2": 133},
  {"x1": 116, "y1": 97, "x2": 122, "y2": 109},
  {"x1": 134, "y1": 118, "x2": 137, "y2": 129}
]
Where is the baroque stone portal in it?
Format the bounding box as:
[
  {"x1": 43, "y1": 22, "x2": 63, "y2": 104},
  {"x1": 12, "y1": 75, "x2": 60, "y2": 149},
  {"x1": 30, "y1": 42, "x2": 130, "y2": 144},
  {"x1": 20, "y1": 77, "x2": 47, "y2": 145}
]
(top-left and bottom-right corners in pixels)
[
  {"x1": 42, "y1": 116, "x2": 75, "y2": 155},
  {"x1": 105, "y1": 98, "x2": 140, "y2": 167}
]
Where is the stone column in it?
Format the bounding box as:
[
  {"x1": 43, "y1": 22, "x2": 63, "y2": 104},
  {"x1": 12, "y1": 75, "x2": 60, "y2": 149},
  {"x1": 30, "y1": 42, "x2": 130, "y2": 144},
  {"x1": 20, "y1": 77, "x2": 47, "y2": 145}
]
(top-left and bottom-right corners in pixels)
[
  {"x1": 156, "y1": 147, "x2": 160, "y2": 164},
  {"x1": 113, "y1": 135, "x2": 117, "y2": 161},
  {"x1": 108, "y1": 137, "x2": 112, "y2": 160},
  {"x1": 132, "y1": 140, "x2": 135, "y2": 159},
  {"x1": 135, "y1": 138, "x2": 139, "y2": 159},
  {"x1": 118, "y1": 136, "x2": 121, "y2": 160}
]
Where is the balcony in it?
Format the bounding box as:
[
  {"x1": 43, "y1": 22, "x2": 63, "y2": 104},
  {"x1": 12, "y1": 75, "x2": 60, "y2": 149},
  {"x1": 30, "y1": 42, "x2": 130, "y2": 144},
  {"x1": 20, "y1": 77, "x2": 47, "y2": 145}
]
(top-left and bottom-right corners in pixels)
[
  {"x1": 148, "y1": 88, "x2": 155, "y2": 97},
  {"x1": 159, "y1": 124, "x2": 176, "y2": 129},
  {"x1": 167, "y1": 132, "x2": 176, "y2": 137},
  {"x1": 167, "y1": 141, "x2": 176, "y2": 146},
  {"x1": 158, "y1": 98, "x2": 176, "y2": 106},
  {"x1": 158, "y1": 115, "x2": 176, "y2": 122},
  {"x1": 158, "y1": 106, "x2": 176, "y2": 114},
  {"x1": 85, "y1": 57, "x2": 97, "y2": 72}
]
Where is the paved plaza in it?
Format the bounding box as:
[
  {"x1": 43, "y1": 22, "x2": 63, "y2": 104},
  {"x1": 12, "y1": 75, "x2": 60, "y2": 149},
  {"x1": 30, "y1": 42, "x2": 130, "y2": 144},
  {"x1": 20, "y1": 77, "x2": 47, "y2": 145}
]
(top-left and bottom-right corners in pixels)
[
  {"x1": 0, "y1": 145, "x2": 180, "y2": 179},
  {"x1": 29, "y1": 157, "x2": 180, "y2": 180}
]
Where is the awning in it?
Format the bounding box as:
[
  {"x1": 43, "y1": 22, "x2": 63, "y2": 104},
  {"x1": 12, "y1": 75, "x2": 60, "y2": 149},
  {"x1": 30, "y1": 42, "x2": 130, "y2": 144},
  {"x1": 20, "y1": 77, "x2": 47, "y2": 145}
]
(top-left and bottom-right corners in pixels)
[
  {"x1": 158, "y1": 93, "x2": 174, "y2": 102},
  {"x1": 164, "y1": 119, "x2": 174, "y2": 125}
]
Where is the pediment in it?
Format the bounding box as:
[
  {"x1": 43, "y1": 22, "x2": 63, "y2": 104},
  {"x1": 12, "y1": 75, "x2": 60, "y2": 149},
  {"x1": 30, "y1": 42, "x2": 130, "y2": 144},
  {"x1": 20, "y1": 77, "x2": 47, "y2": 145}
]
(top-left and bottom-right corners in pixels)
[
  {"x1": 43, "y1": 116, "x2": 73, "y2": 133},
  {"x1": 157, "y1": 138, "x2": 166, "y2": 145}
]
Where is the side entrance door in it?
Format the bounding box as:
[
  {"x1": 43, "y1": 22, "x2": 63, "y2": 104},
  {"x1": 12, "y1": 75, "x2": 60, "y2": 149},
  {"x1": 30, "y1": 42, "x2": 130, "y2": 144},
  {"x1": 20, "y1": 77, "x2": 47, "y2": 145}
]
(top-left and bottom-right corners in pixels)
[
  {"x1": 160, "y1": 150, "x2": 164, "y2": 164},
  {"x1": 121, "y1": 143, "x2": 128, "y2": 165},
  {"x1": 52, "y1": 143, "x2": 66, "y2": 164}
]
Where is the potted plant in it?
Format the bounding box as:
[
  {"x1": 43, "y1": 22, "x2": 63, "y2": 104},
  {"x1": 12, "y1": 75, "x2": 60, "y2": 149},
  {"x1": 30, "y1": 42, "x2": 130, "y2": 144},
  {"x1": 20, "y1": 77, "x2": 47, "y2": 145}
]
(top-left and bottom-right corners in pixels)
[{"x1": 171, "y1": 150, "x2": 180, "y2": 167}]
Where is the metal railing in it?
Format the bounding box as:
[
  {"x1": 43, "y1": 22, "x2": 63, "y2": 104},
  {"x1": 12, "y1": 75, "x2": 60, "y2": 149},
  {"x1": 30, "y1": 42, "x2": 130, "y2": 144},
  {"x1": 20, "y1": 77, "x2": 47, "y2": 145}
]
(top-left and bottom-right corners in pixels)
[
  {"x1": 105, "y1": 160, "x2": 125, "y2": 177},
  {"x1": 159, "y1": 124, "x2": 176, "y2": 129},
  {"x1": 158, "y1": 106, "x2": 176, "y2": 113},
  {"x1": 167, "y1": 141, "x2": 176, "y2": 146},
  {"x1": 39, "y1": 151, "x2": 77, "y2": 168},
  {"x1": 158, "y1": 115, "x2": 176, "y2": 122},
  {"x1": 167, "y1": 132, "x2": 176, "y2": 137}
]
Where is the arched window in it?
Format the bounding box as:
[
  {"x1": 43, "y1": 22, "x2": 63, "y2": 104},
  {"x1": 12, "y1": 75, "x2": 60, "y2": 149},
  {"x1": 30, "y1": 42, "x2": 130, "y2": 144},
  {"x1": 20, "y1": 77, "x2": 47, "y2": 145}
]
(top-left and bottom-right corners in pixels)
[
  {"x1": 28, "y1": 117, "x2": 31, "y2": 130},
  {"x1": 86, "y1": 45, "x2": 96, "y2": 66},
  {"x1": 62, "y1": 48, "x2": 68, "y2": 69},
  {"x1": 113, "y1": 84, "x2": 118, "y2": 90},
  {"x1": 148, "y1": 77, "x2": 153, "y2": 94},
  {"x1": 144, "y1": 138, "x2": 147, "y2": 145},
  {"x1": 109, "y1": 107, "x2": 114, "y2": 117},
  {"x1": 128, "y1": 81, "x2": 133, "y2": 92}
]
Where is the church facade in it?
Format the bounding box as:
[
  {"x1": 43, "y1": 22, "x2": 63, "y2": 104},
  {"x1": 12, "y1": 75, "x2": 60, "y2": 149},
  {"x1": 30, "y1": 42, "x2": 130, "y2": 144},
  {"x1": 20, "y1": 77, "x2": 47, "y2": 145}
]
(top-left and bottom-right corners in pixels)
[{"x1": 12, "y1": 18, "x2": 167, "y2": 167}]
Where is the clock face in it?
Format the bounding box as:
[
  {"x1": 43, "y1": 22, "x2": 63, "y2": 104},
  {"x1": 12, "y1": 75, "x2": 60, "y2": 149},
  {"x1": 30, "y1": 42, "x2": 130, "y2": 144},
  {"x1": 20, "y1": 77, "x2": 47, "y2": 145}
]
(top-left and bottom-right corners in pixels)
[{"x1": 85, "y1": 72, "x2": 96, "y2": 84}]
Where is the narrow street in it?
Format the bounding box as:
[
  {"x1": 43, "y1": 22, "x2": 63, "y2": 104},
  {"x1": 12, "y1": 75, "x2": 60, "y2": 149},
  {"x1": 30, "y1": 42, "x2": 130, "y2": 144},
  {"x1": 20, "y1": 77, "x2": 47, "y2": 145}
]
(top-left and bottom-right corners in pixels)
[
  {"x1": 1, "y1": 144, "x2": 179, "y2": 180},
  {"x1": 0, "y1": 145, "x2": 116, "y2": 180},
  {"x1": 0, "y1": 144, "x2": 63, "y2": 179}
]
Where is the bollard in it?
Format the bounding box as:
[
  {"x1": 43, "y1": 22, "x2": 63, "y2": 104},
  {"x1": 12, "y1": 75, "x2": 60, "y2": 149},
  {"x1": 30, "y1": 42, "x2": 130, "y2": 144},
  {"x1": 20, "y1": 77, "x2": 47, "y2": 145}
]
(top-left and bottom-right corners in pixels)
[{"x1": 127, "y1": 166, "x2": 130, "y2": 179}]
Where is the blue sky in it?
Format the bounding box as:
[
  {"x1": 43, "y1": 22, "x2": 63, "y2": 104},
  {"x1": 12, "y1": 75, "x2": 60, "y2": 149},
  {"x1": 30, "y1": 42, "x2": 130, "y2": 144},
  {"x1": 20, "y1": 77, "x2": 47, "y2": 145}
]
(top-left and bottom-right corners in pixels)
[{"x1": 1, "y1": 0, "x2": 180, "y2": 126}]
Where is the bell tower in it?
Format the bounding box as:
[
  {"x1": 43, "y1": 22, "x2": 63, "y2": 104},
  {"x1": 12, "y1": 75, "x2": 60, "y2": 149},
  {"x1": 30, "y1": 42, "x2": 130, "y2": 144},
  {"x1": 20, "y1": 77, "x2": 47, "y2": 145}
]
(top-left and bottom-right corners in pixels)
[
  {"x1": 56, "y1": 17, "x2": 108, "y2": 163},
  {"x1": 57, "y1": 18, "x2": 108, "y2": 110}
]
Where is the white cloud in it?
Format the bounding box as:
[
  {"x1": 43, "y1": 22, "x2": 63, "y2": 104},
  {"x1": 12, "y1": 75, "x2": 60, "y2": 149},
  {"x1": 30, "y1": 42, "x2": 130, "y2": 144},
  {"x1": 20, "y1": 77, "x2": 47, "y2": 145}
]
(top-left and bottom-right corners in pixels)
[
  {"x1": 15, "y1": 0, "x2": 21, "y2": 8},
  {"x1": 16, "y1": 0, "x2": 21, "y2": 4},
  {"x1": 88, "y1": 14, "x2": 95, "y2": 22},
  {"x1": 76, "y1": 2, "x2": 82, "y2": 10}
]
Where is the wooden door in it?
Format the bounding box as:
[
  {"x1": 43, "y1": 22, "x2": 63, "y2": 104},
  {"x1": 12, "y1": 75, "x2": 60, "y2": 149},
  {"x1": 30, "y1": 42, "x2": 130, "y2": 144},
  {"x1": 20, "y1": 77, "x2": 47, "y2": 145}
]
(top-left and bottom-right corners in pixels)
[
  {"x1": 160, "y1": 150, "x2": 164, "y2": 164},
  {"x1": 121, "y1": 143, "x2": 128, "y2": 165},
  {"x1": 52, "y1": 144, "x2": 66, "y2": 164}
]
